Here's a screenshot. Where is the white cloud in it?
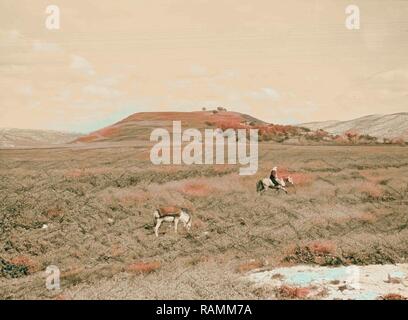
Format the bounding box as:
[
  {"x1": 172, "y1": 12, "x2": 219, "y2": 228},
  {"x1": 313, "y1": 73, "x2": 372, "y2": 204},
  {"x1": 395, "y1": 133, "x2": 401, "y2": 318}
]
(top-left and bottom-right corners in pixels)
[{"x1": 70, "y1": 55, "x2": 95, "y2": 76}]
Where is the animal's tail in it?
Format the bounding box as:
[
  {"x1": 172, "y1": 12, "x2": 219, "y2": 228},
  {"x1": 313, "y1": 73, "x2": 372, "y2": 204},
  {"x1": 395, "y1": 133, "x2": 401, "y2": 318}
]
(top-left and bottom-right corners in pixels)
[{"x1": 256, "y1": 180, "x2": 264, "y2": 193}]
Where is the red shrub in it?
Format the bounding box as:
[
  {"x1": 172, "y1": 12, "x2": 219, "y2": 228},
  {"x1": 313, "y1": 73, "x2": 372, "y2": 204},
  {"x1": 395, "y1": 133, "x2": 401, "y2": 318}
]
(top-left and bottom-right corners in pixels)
[
  {"x1": 10, "y1": 256, "x2": 39, "y2": 273},
  {"x1": 308, "y1": 241, "x2": 336, "y2": 255},
  {"x1": 180, "y1": 181, "x2": 213, "y2": 197},
  {"x1": 358, "y1": 182, "x2": 383, "y2": 199},
  {"x1": 64, "y1": 169, "x2": 84, "y2": 178},
  {"x1": 345, "y1": 130, "x2": 359, "y2": 139},
  {"x1": 390, "y1": 137, "x2": 406, "y2": 145},
  {"x1": 236, "y1": 260, "x2": 264, "y2": 273},
  {"x1": 355, "y1": 212, "x2": 377, "y2": 223},
  {"x1": 97, "y1": 126, "x2": 119, "y2": 138},
  {"x1": 126, "y1": 261, "x2": 161, "y2": 274},
  {"x1": 290, "y1": 172, "x2": 314, "y2": 186},
  {"x1": 276, "y1": 285, "x2": 310, "y2": 299},
  {"x1": 75, "y1": 134, "x2": 98, "y2": 143},
  {"x1": 46, "y1": 207, "x2": 63, "y2": 218},
  {"x1": 380, "y1": 293, "x2": 407, "y2": 300}
]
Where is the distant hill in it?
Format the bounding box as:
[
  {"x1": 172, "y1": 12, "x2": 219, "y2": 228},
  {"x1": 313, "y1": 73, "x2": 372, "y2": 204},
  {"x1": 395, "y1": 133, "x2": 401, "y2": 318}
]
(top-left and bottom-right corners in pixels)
[
  {"x1": 74, "y1": 110, "x2": 306, "y2": 143},
  {"x1": 0, "y1": 128, "x2": 82, "y2": 148},
  {"x1": 300, "y1": 113, "x2": 408, "y2": 141}
]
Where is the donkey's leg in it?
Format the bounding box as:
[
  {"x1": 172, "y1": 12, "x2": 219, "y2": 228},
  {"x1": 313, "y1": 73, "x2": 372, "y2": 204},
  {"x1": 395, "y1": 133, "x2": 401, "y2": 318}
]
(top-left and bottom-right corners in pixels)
[
  {"x1": 154, "y1": 218, "x2": 163, "y2": 237},
  {"x1": 174, "y1": 217, "x2": 179, "y2": 233}
]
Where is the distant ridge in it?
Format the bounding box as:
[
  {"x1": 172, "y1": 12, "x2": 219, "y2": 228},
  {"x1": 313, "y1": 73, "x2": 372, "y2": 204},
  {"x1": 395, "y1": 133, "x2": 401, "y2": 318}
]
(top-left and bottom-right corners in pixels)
[
  {"x1": 300, "y1": 112, "x2": 408, "y2": 141},
  {"x1": 0, "y1": 128, "x2": 81, "y2": 148}
]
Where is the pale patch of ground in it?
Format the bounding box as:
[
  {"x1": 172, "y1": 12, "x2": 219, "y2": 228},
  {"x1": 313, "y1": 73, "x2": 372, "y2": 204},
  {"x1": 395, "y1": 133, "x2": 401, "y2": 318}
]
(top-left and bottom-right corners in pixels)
[{"x1": 246, "y1": 264, "x2": 408, "y2": 300}]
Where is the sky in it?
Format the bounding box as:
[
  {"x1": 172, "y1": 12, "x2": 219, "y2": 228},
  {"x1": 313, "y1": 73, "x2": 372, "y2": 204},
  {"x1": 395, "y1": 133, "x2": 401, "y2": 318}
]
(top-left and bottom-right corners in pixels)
[{"x1": 1, "y1": 0, "x2": 407, "y2": 133}]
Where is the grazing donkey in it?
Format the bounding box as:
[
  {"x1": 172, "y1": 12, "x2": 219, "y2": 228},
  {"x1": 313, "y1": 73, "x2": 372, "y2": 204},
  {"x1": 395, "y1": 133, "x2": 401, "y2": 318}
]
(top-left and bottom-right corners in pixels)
[{"x1": 153, "y1": 206, "x2": 192, "y2": 237}]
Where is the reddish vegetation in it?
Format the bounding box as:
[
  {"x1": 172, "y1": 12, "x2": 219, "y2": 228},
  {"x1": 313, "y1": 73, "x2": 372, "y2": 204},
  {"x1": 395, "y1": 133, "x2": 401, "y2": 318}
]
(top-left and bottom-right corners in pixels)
[
  {"x1": 121, "y1": 111, "x2": 246, "y2": 126},
  {"x1": 271, "y1": 167, "x2": 314, "y2": 187},
  {"x1": 75, "y1": 135, "x2": 99, "y2": 143},
  {"x1": 73, "y1": 110, "x2": 397, "y2": 146},
  {"x1": 345, "y1": 130, "x2": 359, "y2": 140},
  {"x1": 64, "y1": 169, "x2": 84, "y2": 178},
  {"x1": 126, "y1": 261, "x2": 161, "y2": 274},
  {"x1": 390, "y1": 137, "x2": 406, "y2": 145},
  {"x1": 358, "y1": 182, "x2": 383, "y2": 199},
  {"x1": 74, "y1": 110, "x2": 312, "y2": 144},
  {"x1": 236, "y1": 260, "x2": 264, "y2": 273},
  {"x1": 380, "y1": 293, "x2": 407, "y2": 300},
  {"x1": 257, "y1": 124, "x2": 298, "y2": 135},
  {"x1": 217, "y1": 120, "x2": 246, "y2": 131},
  {"x1": 308, "y1": 241, "x2": 337, "y2": 255},
  {"x1": 180, "y1": 181, "x2": 213, "y2": 197},
  {"x1": 75, "y1": 126, "x2": 120, "y2": 143},
  {"x1": 355, "y1": 212, "x2": 377, "y2": 223},
  {"x1": 110, "y1": 244, "x2": 126, "y2": 258},
  {"x1": 46, "y1": 207, "x2": 63, "y2": 218},
  {"x1": 61, "y1": 265, "x2": 84, "y2": 279},
  {"x1": 276, "y1": 285, "x2": 310, "y2": 299},
  {"x1": 10, "y1": 256, "x2": 39, "y2": 273},
  {"x1": 283, "y1": 241, "x2": 341, "y2": 266},
  {"x1": 97, "y1": 126, "x2": 120, "y2": 137},
  {"x1": 290, "y1": 172, "x2": 314, "y2": 186},
  {"x1": 334, "y1": 135, "x2": 348, "y2": 144}
]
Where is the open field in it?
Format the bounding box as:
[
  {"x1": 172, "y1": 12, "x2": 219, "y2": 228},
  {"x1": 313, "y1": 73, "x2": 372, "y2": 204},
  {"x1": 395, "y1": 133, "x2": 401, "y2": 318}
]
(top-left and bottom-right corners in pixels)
[{"x1": 1, "y1": 143, "x2": 408, "y2": 299}]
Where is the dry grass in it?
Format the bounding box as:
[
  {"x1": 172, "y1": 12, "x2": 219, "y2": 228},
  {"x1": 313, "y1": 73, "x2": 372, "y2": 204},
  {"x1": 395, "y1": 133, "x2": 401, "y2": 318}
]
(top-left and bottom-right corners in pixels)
[
  {"x1": 358, "y1": 181, "x2": 384, "y2": 199},
  {"x1": 126, "y1": 261, "x2": 161, "y2": 274},
  {"x1": 1, "y1": 143, "x2": 408, "y2": 299},
  {"x1": 236, "y1": 260, "x2": 264, "y2": 273}
]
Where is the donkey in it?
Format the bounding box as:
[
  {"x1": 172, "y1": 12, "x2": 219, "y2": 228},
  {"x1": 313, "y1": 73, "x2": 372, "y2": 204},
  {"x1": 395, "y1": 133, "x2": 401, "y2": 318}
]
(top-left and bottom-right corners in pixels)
[
  {"x1": 153, "y1": 206, "x2": 192, "y2": 237},
  {"x1": 256, "y1": 176, "x2": 294, "y2": 194}
]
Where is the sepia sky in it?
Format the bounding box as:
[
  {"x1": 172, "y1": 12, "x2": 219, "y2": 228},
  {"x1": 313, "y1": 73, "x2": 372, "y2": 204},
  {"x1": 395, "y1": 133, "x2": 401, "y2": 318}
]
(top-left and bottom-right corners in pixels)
[{"x1": 1, "y1": 0, "x2": 407, "y2": 132}]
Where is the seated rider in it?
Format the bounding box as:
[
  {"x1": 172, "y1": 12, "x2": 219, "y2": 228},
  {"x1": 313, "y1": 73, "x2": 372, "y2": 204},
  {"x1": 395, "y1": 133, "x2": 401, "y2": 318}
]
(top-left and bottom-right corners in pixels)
[{"x1": 269, "y1": 167, "x2": 282, "y2": 187}]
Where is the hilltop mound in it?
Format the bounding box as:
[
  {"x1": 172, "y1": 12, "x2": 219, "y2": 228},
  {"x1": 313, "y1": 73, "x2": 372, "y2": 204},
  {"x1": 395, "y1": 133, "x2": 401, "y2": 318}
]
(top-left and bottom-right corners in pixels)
[{"x1": 75, "y1": 110, "x2": 305, "y2": 143}]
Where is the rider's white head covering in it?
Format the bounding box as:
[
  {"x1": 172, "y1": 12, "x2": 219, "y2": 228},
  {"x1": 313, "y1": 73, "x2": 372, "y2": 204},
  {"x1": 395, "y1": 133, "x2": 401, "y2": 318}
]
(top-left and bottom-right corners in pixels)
[{"x1": 272, "y1": 166, "x2": 277, "y2": 172}]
